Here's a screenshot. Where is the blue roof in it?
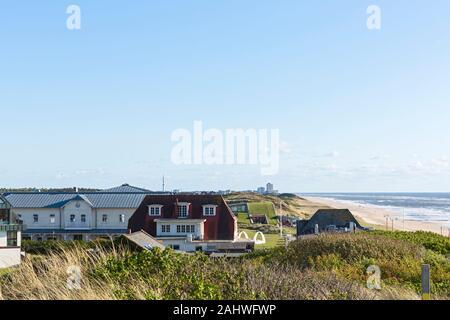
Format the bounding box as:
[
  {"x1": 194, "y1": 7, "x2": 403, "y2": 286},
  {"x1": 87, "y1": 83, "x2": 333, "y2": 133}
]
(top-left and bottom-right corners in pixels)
[
  {"x1": 3, "y1": 192, "x2": 149, "y2": 209},
  {"x1": 102, "y1": 184, "x2": 151, "y2": 193},
  {"x1": 2, "y1": 185, "x2": 173, "y2": 209}
]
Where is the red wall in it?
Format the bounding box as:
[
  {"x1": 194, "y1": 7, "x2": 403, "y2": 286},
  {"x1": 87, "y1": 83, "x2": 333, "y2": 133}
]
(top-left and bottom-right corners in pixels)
[{"x1": 128, "y1": 195, "x2": 236, "y2": 240}]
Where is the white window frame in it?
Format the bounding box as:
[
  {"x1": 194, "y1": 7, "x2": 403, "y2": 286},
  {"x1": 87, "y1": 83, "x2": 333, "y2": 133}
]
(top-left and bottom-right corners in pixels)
[
  {"x1": 102, "y1": 214, "x2": 108, "y2": 223},
  {"x1": 50, "y1": 214, "x2": 56, "y2": 224},
  {"x1": 70, "y1": 214, "x2": 76, "y2": 223},
  {"x1": 33, "y1": 214, "x2": 39, "y2": 223},
  {"x1": 81, "y1": 214, "x2": 86, "y2": 223},
  {"x1": 202, "y1": 205, "x2": 217, "y2": 216},
  {"x1": 119, "y1": 214, "x2": 125, "y2": 223},
  {"x1": 161, "y1": 225, "x2": 171, "y2": 233},
  {"x1": 177, "y1": 202, "x2": 190, "y2": 218},
  {"x1": 148, "y1": 205, "x2": 163, "y2": 216}
]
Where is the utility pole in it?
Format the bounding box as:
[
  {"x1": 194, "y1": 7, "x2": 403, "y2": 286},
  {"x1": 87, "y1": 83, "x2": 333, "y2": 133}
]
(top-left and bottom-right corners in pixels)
[{"x1": 279, "y1": 201, "x2": 283, "y2": 237}]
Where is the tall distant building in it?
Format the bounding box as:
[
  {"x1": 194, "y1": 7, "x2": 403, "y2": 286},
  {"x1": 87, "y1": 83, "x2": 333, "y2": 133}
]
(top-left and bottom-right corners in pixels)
[
  {"x1": 256, "y1": 187, "x2": 265, "y2": 194},
  {"x1": 266, "y1": 183, "x2": 274, "y2": 194}
]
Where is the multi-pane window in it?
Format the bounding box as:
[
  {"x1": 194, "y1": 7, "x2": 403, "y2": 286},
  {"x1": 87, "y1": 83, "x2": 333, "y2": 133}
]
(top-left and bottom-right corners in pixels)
[
  {"x1": 203, "y1": 206, "x2": 216, "y2": 216},
  {"x1": 161, "y1": 225, "x2": 171, "y2": 233},
  {"x1": 176, "y1": 225, "x2": 195, "y2": 234},
  {"x1": 81, "y1": 214, "x2": 86, "y2": 223},
  {"x1": 70, "y1": 215, "x2": 76, "y2": 223},
  {"x1": 177, "y1": 205, "x2": 188, "y2": 218},
  {"x1": 33, "y1": 214, "x2": 39, "y2": 223},
  {"x1": 50, "y1": 214, "x2": 55, "y2": 224},
  {"x1": 7, "y1": 231, "x2": 17, "y2": 247},
  {"x1": 119, "y1": 214, "x2": 125, "y2": 223},
  {"x1": 149, "y1": 205, "x2": 162, "y2": 216},
  {"x1": 102, "y1": 214, "x2": 108, "y2": 223}
]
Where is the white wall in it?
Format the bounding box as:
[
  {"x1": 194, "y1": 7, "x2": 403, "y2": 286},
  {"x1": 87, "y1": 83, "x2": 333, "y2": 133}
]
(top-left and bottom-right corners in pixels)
[
  {"x1": 156, "y1": 221, "x2": 204, "y2": 239},
  {"x1": 13, "y1": 208, "x2": 61, "y2": 229},
  {"x1": 0, "y1": 247, "x2": 21, "y2": 268},
  {"x1": 96, "y1": 208, "x2": 134, "y2": 230},
  {"x1": 0, "y1": 231, "x2": 6, "y2": 246},
  {"x1": 63, "y1": 200, "x2": 94, "y2": 229},
  {"x1": 160, "y1": 239, "x2": 216, "y2": 252},
  {"x1": 0, "y1": 231, "x2": 22, "y2": 247},
  {"x1": 12, "y1": 204, "x2": 134, "y2": 231}
]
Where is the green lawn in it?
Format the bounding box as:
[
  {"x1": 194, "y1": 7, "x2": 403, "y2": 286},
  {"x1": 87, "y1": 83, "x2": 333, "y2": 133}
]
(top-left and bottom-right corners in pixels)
[
  {"x1": 240, "y1": 228, "x2": 285, "y2": 249},
  {"x1": 247, "y1": 202, "x2": 277, "y2": 225},
  {"x1": 236, "y1": 212, "x2": 250, "y2": 224}
]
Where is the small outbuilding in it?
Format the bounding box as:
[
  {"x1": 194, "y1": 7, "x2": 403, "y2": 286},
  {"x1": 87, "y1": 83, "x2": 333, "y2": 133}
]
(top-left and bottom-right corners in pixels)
[{"x1": 297, "y1": 209, "x2": 366, "y2": 236}]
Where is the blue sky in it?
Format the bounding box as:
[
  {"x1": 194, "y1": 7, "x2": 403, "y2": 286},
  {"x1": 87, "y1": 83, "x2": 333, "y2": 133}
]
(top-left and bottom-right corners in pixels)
[{"x1": 1, "y1": 1, "x2": 450, "y2": 192}]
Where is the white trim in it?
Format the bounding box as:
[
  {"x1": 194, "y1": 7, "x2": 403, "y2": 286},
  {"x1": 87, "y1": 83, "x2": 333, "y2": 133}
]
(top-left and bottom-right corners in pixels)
[
  {"x1": 148, "y1": 205, "x2": 163, "y2": 216},
  {"x1": 202, "y1": 205, "x2": 217, "y2": 216},
  {"x1": 177, "y1": 203, "x2": 189, "y2": 218}
]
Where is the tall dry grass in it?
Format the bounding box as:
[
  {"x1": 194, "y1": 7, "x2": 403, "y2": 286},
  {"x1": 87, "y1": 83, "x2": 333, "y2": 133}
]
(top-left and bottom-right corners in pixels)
[
  {"x1": 0, "y1": 243, "x2": 129, "y2": 300},
  {"x1": 0, "y1": 238, "x2": 424, "y2": 300}
]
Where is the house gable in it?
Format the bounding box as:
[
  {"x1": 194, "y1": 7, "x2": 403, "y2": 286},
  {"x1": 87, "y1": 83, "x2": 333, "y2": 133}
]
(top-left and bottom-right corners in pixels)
[{"x1": 128, "y1": 195, "x2": 236, "y2": 241}]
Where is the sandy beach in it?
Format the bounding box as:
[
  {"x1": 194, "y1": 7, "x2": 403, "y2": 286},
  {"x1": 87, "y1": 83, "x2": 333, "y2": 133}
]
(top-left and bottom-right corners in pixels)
[{"x1": 305, "y1": 196, "x2": 449, "y2": 235}]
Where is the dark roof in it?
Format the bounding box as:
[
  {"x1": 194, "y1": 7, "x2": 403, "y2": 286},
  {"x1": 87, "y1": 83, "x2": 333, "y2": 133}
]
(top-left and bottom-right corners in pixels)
[
  {"x1": 297, "y1": 209, "x2": 362, "y2": 235},
  {"x1": 1, "y1": 184, "x2": 178, "y2": 209},
  {"x1": 3, "y1": 192, "x2": 151, "y2": 209},
  {"x1": 138, "y1": 194, "x2": 227, "y2": 206},
  {"x1": 102, "y1": 184, "x2": 151, "y2": 193}
]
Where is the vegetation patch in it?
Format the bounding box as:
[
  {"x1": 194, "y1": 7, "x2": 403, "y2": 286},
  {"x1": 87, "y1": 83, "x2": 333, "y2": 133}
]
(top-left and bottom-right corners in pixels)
[
  {"x1": 369, "y1": 230, "x2": 450, "y2": 256},
  {"x1": 2, "y1": 233, "x2": 448, "y2": 300}
]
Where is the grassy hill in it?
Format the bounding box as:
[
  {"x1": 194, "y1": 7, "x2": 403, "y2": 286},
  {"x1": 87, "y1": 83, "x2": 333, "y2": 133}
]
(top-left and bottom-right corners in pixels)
[{"x1": 225, "y1": 192, "x2": 332, "y2": 219}]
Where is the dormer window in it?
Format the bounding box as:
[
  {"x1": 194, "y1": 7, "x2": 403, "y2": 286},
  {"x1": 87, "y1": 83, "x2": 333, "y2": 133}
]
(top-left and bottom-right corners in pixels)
[
  {"x1": 177, "y1": 203, "x2": 190, "y2": 218},
  {"x1": 148, "y1": 205, "x2": 163, "y2": 216},
  {"x1": 203, "y1": 205, "x2": 217, "y2": 216}
]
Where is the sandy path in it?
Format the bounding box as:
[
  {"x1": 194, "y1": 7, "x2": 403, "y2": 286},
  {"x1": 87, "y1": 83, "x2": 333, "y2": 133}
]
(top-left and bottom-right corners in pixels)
[{"x1": 305, "y1": 197, "x2": 449, "y2": 236}]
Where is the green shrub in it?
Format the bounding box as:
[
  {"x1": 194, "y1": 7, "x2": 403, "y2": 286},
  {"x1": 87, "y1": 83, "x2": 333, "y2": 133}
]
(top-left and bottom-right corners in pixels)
[
  {"x1": 21, "y1": 239, "x2": 116, "y2": 255},
  {"x1": 370, "y1": 230, "x2": 450, "y2": 255}
]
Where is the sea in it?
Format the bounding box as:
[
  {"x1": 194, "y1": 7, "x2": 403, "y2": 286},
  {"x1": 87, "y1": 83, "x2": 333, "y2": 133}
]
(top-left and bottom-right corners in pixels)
[{"x1": 301, "y1": 193, "x2": 450, "y2": 227}]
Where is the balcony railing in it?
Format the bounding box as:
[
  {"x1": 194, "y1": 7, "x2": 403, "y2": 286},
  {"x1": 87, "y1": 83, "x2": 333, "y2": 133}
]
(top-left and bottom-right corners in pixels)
[
  {"x1": 0, "y1": 224, "x2": 25, "y2": 232},
  {"x1": 64, "y1": 222, "x2": 91, "y2": 230}
]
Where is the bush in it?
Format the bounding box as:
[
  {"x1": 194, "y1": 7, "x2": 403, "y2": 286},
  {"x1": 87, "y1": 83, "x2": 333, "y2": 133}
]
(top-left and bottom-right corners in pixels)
[
  {"x1": 370, "y1": 230, "x2": 450, "y2": 256},
  {"x1": 272, "y1": 233, "x2": 449, "y2": 297},
  {"x1": 3, "y1": 233, "x2": 447, "y2": 300},
  {"x1": 21, "y1": 239, "x2": 116, "y2": 255}
]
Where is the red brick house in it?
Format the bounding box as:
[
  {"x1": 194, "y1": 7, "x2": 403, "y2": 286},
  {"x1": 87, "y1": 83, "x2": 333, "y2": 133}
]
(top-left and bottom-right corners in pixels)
[{"x1": 128, "y1": 195, "x2": 245, "y2": 252}]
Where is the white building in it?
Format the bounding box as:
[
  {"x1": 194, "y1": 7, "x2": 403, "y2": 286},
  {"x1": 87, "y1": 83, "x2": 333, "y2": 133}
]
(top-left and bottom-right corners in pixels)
[
  {"x1": 3, "y1": 184, "x2": 167, "y2": 241},
  {"x1": 266, "y1": 183, "x2": 274, "y2": 194},
  {"x1": 0, "y1": 195, "x2": 23, "y2": 268}
]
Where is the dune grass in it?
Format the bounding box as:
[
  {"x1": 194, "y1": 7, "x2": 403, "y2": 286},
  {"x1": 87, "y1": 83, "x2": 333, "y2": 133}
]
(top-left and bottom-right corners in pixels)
[
  {"x1": 248, "y1": 202, "x2": 277, "y2": 225},
  {"x1": 1, "y1": 233, "x2": 448, "y2": 300}
]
